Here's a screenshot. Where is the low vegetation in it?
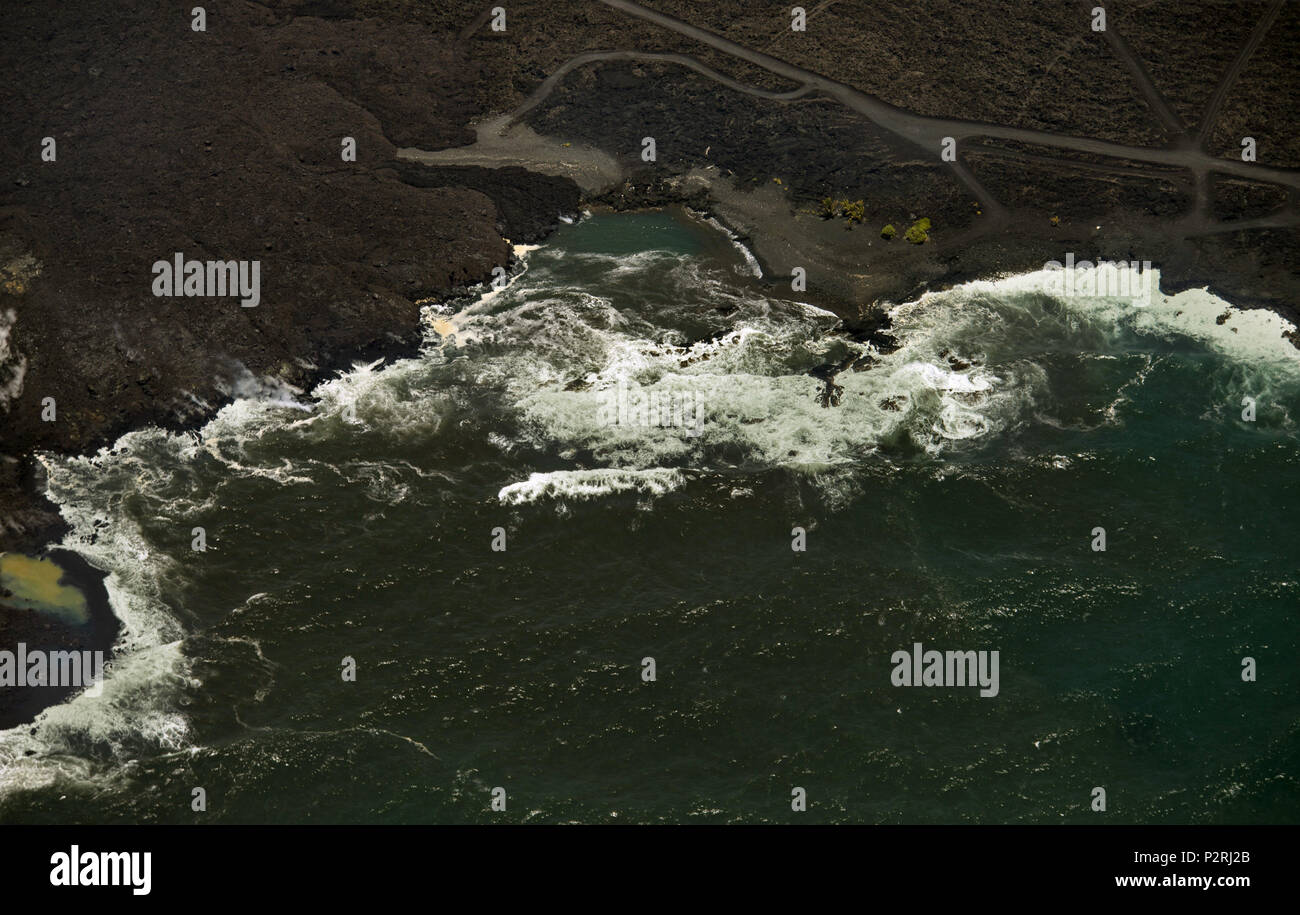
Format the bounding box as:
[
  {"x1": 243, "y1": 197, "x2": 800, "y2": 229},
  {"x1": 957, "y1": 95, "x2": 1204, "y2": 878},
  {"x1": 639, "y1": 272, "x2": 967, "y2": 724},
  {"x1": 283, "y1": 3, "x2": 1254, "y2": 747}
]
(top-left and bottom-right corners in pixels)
[{"x1": 904, "y1": 217, "x2": 931, "y2": 244}]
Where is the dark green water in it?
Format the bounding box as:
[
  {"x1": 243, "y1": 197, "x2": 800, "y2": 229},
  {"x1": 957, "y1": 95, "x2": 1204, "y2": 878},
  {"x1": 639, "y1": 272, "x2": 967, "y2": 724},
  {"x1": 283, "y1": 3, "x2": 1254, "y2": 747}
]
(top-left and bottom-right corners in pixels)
[{"x1": 3, "y1": 210, "x2": 1298, "y2": 823}]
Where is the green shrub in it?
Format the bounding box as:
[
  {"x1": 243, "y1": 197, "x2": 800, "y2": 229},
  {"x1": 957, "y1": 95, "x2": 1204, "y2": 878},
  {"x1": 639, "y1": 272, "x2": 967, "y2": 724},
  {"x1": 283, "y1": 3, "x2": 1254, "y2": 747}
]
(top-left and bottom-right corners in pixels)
[
  {"x1": 880, "y1": 224, "x2": 896, "y2": 240},
  {"x1": 843, "y1": 200, "x2": 865, "y2": 223},
  {"x1": 818, "y1": 197, "x2": 837, "y2": 219},
  {"x1": 904, "y1": 217, "x2": 931, "y2": 244}
]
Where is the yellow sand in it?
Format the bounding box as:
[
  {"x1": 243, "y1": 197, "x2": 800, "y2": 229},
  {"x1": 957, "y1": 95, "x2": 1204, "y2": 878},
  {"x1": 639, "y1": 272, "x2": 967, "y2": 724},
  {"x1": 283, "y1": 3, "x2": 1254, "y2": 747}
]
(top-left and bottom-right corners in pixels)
[{"x1": 0, "y1": 552, "x2": 89, "y2": 624}]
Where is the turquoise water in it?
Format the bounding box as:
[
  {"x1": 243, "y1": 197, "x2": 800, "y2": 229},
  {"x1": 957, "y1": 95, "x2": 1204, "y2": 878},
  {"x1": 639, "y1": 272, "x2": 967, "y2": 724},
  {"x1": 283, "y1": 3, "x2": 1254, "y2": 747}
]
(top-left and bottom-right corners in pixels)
[{"x1": 2, "y1": 210, "x2": 1298, "y2": 823}]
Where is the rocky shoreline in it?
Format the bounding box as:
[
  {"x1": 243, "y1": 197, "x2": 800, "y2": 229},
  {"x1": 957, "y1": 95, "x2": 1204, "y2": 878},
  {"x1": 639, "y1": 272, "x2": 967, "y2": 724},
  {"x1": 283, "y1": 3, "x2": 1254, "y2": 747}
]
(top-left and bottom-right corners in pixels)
[{"x1": 3, "y1": 0, "x2": 1298, "y2": 726}]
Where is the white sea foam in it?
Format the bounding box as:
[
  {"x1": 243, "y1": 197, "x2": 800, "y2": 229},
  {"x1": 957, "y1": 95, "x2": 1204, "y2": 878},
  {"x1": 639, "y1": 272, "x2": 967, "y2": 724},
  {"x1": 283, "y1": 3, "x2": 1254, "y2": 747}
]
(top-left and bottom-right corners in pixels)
[
  {"x1": 292, "y1": 356, "x2": 452, "y2": 440},
  {"x1": 499, "y1": 468, "x2": 685, "y2": 504},
  {"x1": 451, "y1": 249, "x2": 1300, "y2": 480},
  {"x1": 423, "y1": 241, "x2": 546, "y2": 345},
  {"x1": 1, "y1": 446, "x2": 195, "y2": 792},
  {"x1": 456, "y1": 253, "x2": 1034, "y2": 468},
  {"x1": 915, "y1": 266, "x2": 1300, "y2": 430},
  {"x1": 0, "y1": 642, "x2": 191, "y2": 793},
  {"x1": 701, "y1": 215, "x2": 763, "y2": 277},
  {"x1": 950, "y1": 266, "x2": 1300, "y2": 369},
  {"x1": 0, "y1": 371, "x2": 376, "y2": 791},
  {"x1": 4, "y1": 333, "x2": 481, "y2": 794}
]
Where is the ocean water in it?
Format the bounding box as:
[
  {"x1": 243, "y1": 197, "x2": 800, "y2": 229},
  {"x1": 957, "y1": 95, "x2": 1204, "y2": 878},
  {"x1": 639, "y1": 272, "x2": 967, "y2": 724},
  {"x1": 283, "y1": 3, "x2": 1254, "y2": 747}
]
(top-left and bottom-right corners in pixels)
[{"x1": 2, "y1": 209, "x2": 1297, "y2": 823}]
